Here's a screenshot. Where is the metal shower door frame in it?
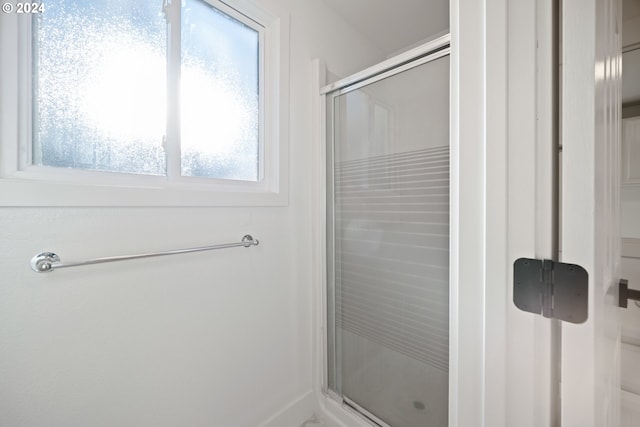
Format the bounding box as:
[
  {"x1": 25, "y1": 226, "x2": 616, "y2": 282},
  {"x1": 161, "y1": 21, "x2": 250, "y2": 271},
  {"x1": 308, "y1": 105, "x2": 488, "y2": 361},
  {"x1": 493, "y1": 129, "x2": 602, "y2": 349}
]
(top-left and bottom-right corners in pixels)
[{"x1": 321, "y1": 33, "x2": 451, "y2": 423}]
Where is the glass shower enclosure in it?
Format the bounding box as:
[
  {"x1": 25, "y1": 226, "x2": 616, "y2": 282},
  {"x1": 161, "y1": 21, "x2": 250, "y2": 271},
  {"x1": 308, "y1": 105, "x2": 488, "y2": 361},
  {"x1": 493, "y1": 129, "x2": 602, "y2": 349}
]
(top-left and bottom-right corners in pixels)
[{"x1": 325, "y1": 36, "x2": 450, "y2": 427}]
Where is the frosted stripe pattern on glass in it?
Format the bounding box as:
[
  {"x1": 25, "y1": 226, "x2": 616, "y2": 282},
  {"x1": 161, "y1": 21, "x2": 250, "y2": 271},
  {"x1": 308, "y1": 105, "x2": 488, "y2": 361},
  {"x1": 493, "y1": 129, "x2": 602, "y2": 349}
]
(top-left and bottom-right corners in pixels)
[{"x1": 335, "y1": 146, "x2": 449, "y2": 372}]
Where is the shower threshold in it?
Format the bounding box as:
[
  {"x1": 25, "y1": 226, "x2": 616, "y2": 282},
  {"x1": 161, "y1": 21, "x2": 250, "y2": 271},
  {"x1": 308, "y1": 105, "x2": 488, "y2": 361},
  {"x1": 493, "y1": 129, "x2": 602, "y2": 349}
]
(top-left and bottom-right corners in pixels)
[{"x1": 343, "y1": 396, "x2": 392, "y2": 427}]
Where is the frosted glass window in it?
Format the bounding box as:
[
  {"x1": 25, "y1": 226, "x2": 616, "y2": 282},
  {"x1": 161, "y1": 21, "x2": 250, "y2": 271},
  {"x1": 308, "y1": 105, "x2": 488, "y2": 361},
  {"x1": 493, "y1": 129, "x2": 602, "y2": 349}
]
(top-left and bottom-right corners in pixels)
[
  {"x1": 32, "y1": 0, "x2": 262, "y2": 181},
  {"x1": 33, "y1": 0, "x2": 167, "y2": 175},
  {"x1": 181, "y1": 0, "x2": 260, "y2": 181}
]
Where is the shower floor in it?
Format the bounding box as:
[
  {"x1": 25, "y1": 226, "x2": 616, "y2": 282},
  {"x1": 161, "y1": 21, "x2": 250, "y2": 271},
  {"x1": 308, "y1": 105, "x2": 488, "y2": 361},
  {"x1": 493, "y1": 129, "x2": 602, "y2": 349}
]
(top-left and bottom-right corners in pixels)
[{"x1": 341, "y1": 330, "x2": 448, "y2": 427}]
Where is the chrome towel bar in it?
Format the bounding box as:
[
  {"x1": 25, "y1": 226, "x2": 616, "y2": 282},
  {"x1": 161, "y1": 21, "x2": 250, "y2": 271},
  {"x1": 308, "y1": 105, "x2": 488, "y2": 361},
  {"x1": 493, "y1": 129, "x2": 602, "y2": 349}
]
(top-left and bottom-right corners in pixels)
[{"x1": 30, "y1": 235, "x2": 259, "y2": 273}]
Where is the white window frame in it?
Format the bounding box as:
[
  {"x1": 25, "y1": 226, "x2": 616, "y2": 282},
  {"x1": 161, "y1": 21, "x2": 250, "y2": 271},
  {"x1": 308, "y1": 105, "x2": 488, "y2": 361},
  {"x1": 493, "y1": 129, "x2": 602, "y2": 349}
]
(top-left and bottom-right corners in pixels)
[{"x1": 0, "y1": 0, "x2": 289, "y2": 206}]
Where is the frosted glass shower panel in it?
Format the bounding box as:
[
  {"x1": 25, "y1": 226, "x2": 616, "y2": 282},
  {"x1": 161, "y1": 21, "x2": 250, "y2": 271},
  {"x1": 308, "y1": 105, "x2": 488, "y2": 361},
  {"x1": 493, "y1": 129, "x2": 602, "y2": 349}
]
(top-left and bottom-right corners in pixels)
[{"x1": 329, "y1": 55, "x2": 450, "y2": 427}]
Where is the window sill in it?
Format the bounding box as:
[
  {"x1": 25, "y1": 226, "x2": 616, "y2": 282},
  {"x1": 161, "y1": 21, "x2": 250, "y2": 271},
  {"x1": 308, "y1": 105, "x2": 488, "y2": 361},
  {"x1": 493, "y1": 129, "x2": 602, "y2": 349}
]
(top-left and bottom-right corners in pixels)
[{"x1": 0, "y1": 171, "x2": 288, "y2": 207}]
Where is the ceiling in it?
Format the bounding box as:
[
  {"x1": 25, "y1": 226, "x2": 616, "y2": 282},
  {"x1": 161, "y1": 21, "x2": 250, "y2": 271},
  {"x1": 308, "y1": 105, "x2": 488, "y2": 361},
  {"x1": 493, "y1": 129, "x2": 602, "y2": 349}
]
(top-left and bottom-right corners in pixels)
[{"x1": 320, "y1": 0, "x2": 449, "y2": 57}]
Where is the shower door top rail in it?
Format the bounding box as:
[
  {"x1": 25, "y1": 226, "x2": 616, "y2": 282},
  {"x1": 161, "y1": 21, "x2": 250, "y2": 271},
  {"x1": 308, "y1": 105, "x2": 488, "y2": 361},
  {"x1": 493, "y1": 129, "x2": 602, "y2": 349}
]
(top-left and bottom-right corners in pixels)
[
  {"x1": 29, "y1": 235, "x2": 259, "y2": 273},
  {"x1": 320, "y1": 32, "x2": 450, "y2": 95}
]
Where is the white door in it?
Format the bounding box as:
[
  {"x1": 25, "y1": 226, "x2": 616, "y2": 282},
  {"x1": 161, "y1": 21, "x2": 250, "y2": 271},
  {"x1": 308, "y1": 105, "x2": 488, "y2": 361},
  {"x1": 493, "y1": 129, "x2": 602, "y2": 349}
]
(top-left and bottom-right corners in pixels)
[
  {"x1": 452, "y1": 0, "x2": 623, "y2": 424},
  {"x1": 561, "y1": 0, "x2": 622, "y2": 425}
]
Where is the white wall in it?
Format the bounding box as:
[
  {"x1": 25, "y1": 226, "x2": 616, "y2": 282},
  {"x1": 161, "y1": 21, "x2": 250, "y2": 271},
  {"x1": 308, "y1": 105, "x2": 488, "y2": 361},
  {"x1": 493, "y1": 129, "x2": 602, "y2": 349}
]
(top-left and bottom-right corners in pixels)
[
  {"x1": 0, "y1": 2, "x2": 385, "y2": 426},
  {"x1": 621, "y1": 194, "x2": 640, "y2": 238}
]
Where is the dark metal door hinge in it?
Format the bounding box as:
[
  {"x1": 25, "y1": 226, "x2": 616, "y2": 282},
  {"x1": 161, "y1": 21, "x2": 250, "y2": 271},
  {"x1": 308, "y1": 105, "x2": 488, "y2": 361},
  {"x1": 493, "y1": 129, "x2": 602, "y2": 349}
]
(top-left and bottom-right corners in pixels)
[
  {"x1": 513, "y1": 258, "x2": 588, "y2": 324},
  {"x1": 619, "y1": 279, "x2": 640, "y2": 308}
]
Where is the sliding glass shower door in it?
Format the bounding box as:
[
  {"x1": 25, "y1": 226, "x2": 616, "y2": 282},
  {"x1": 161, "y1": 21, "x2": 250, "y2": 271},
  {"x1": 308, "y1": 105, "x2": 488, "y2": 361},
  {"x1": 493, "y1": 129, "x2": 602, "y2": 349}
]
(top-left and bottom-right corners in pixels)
[{"x1": 326, "y1": 45, "x2": 450, "y2": 427}]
